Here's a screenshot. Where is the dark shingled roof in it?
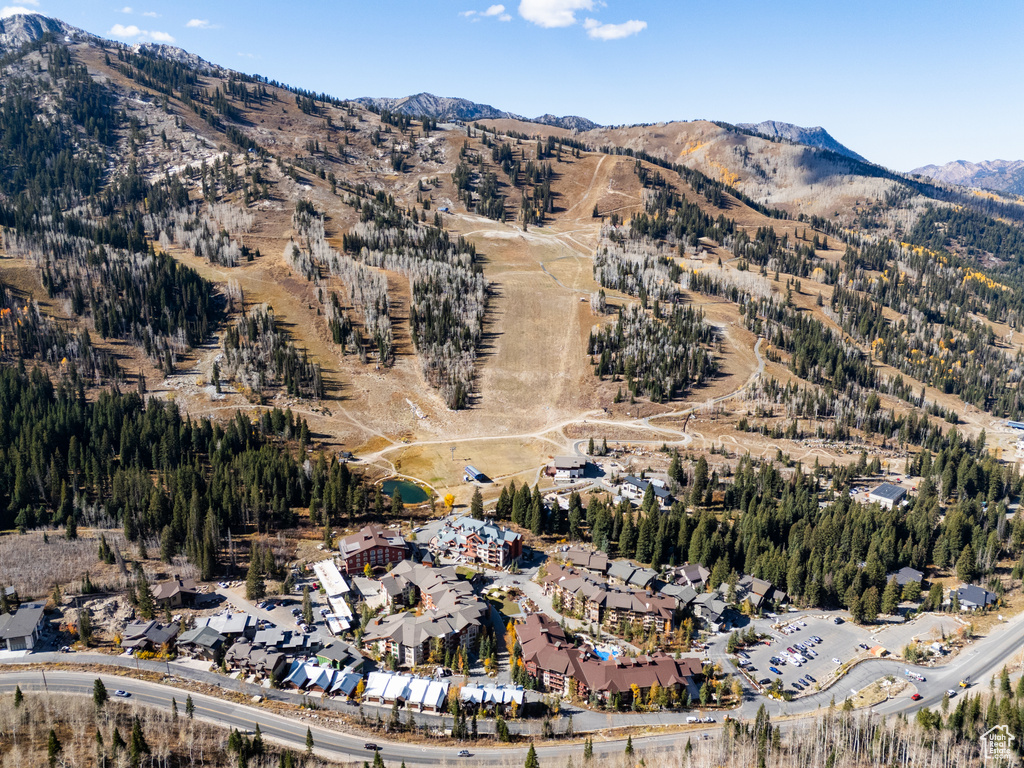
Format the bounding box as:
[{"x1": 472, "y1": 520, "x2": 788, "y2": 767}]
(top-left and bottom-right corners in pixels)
[
  {"x1": 869, "y1": 483, "x2": 906, "y2": 501},
  {"x1": 0, "y1": 602, "x2": 45, "y2": 640}
]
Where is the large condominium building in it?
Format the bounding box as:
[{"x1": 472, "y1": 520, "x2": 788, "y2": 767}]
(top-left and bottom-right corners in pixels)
[
  {"x1": 337, "y1": 525, "x2": 408, "y2": 574},
  {"x1": 516, "y1": 613, "x2": 701, "y2": 706},
  {"x1": 430, "y1": 516, "x2": 522, "y2": 569},
  {"x1": 362, "y1": 560, "x2": 488, "y2": 667}
]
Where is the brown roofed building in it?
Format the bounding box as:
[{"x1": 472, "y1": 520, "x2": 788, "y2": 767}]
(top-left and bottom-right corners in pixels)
[
  {"x1": 540, "y1": 564, "x2": 676, "y2": 633},
  {"x1": 338, "y1": 525, "x2": 408, "y2": 575},
  {"x1": 151, "y1": 578, "x2": 198, "y2": 608},
  {"x1": 516, "y1": 614, "x2": 700, "y2": 705}
]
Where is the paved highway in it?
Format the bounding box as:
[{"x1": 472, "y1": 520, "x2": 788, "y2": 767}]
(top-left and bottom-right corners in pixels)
[
  {"x1": 1, "y1": 599, "x2": 1021, "y2": 764},
  {"x1": 0, "y1": 670, "x2": 692, "y2": 766}
]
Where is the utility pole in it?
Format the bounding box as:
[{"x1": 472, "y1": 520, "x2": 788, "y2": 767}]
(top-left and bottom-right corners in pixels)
[
  {"x1": 450, "y1": 446, "x2": 456, "y2": 463},
  {"x1": 40, "y1": 669, "x2": 48, "y2": 692}
]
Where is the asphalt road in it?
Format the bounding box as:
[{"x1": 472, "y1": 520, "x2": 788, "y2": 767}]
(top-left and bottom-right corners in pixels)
[
  {"x1": 0, "y1": 670, "x2": 695, "y2": 765},
  {"x1": 1, "y1": 590, "x2": 1022, "y2": 764},
  {"x1": 1, "y1": 604, "x2": 1022, "y2": 768}
]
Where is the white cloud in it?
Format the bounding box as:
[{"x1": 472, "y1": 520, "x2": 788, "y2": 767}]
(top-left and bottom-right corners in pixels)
[
  {"x1": 108, "y1": 23, "x2": 143, "y2": 37},
  {"x1": 237, "y1": 52, "x2": 258, "y2": 59},
  {"x1": 186, "y1": 18, "x2": 212, "y2": 28},
  {"x1": 120, "y1": 5, "x2": 132, "y2": 13},
  {"x1": 583, "y1": 17, "x2": 646, "y2": 40},
  {"x1": 107, "y1": 23, "x2": 173, "y2": 43},
  {"x1": 518, "y1": 0, "x2": 592, "y2": 28},
  {"x1": 463, "y1": 5, "x2": 512, "y2": 21},
  {"x1": 141, "y1": 10, "x2": 159, "y2": 17},
  {"x1": 0, "y1": 5, "x2": 41, "y2": 17}
]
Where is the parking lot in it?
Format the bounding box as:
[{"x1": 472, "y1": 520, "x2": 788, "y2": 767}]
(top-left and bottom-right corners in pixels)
[{"x1": 738, "y1": 614, "x2": 879, "y2": 697}]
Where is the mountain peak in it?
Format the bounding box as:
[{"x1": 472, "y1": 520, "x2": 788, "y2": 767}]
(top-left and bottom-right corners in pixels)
[
  {"x1": 0, "y1": 13, "x2": 81, "y2": 51},
  {"x1": 736, "y1": 120, "x2": 867, "y2": 162}
]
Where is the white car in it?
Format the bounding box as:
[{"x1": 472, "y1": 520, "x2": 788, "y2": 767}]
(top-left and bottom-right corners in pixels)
[
  {"x1": 114, "y1": 690, "x2": 130, "y2": 698},
  {"x1": 832, "y1": 657, "x2": 842, "y2": 664}
]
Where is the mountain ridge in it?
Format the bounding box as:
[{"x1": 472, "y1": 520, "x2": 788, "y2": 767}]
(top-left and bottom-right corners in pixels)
[
  {"x1": 736, "y1": 120, "x2": 867, "y2": 162},
  {"x1": 911, "y1": 158, "x2": 1024, "y2": 196},
  {"x1": 354, "y1": 92, "x2": 599, "y2": 132}
]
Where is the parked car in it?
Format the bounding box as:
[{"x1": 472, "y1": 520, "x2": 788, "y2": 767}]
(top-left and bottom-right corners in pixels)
[
  {"x1": 947, "y1": 689, "x2": 957, "y2": 697},
  {"x1": 832, "y1": 658, "x2": 842, "y2": 664},
  {"x1": 804, "y1": 674, "x2": 816, "y2": 683},
  {"x1": 833, "y1": 617, "x2": 843, "y2": 624},
  {"x1": 769, "y1": 666, "x2": 782, "y2": 675}
]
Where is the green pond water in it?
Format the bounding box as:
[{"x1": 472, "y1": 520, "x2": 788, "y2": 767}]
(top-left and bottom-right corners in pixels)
[{"x1": 381, "y1": 479, "x2": 429, "y2": 504}]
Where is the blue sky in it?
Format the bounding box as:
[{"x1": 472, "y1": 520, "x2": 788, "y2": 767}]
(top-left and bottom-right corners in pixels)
[{"x1": 5, "y1": 0, "x2": 1023, "y2": 170}]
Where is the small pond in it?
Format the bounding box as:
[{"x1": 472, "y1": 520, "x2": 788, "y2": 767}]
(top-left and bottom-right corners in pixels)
[{"x1": 381, "y1": 479, "x2": 429, "y2": 504}]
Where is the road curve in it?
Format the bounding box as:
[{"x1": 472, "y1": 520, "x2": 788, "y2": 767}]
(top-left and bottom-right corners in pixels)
[
  {"x1": 0, "y1": 670, "x2": 697, "y2": 766},
  {"x1": 1, "y1": 606, "x2": 1021, "y2": 768}
]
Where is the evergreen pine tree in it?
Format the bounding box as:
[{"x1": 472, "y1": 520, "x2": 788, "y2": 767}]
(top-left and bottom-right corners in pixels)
[
  {"x1": 620, "y1": 512, "x2": 637, "y2": 559},
  {"x1": 306, "y1": 726, "x2": 314, "y2": 754},
  {"x1": 302, "y1": 585, "x2": 314, "y2": 625},
  {"x1": 512, "y1": 484, "x2": 530, "y2": 527},
  {"x1": 47, "y1": 728, "x2": 62, "y2": 768},
  {"x1": 112, "y1": 728, "x2": 126, "y2": 754},
  {"x1": 185, "y1": 694, "x2": 195, "y2": 719},
  {"x1": 471, "y1": 487, "x2": 483, "y2": 517},
  {"x1": 529, "y1": 488, "x2": 544, "y2": 535},
  {"x1": 13, "y1": 685, "x2": 22, "y2": 707},
  {"x1": 246, "y1": 552, "x2": 266, "y2": 602},
  {"x1": 93, "y1": 678, "x2": 108, "y2": 708},
  {"x1": 130, "y1": 715, "x2": 150, "y2": 764},
  {"x1": 136, "y1": 574, "x2": 154, "y2": 620},
  {"x1": 525, "y1": 742, "x2": 539, "y2": 768},
  {"x1": 881, "y1": 577, "x2": 900, "y2": 615}
]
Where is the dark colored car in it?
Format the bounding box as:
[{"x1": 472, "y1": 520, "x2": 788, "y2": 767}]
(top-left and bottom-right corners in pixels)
[{"x1": 364, "y1": 744, "x2": 378, "y2": 751}]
